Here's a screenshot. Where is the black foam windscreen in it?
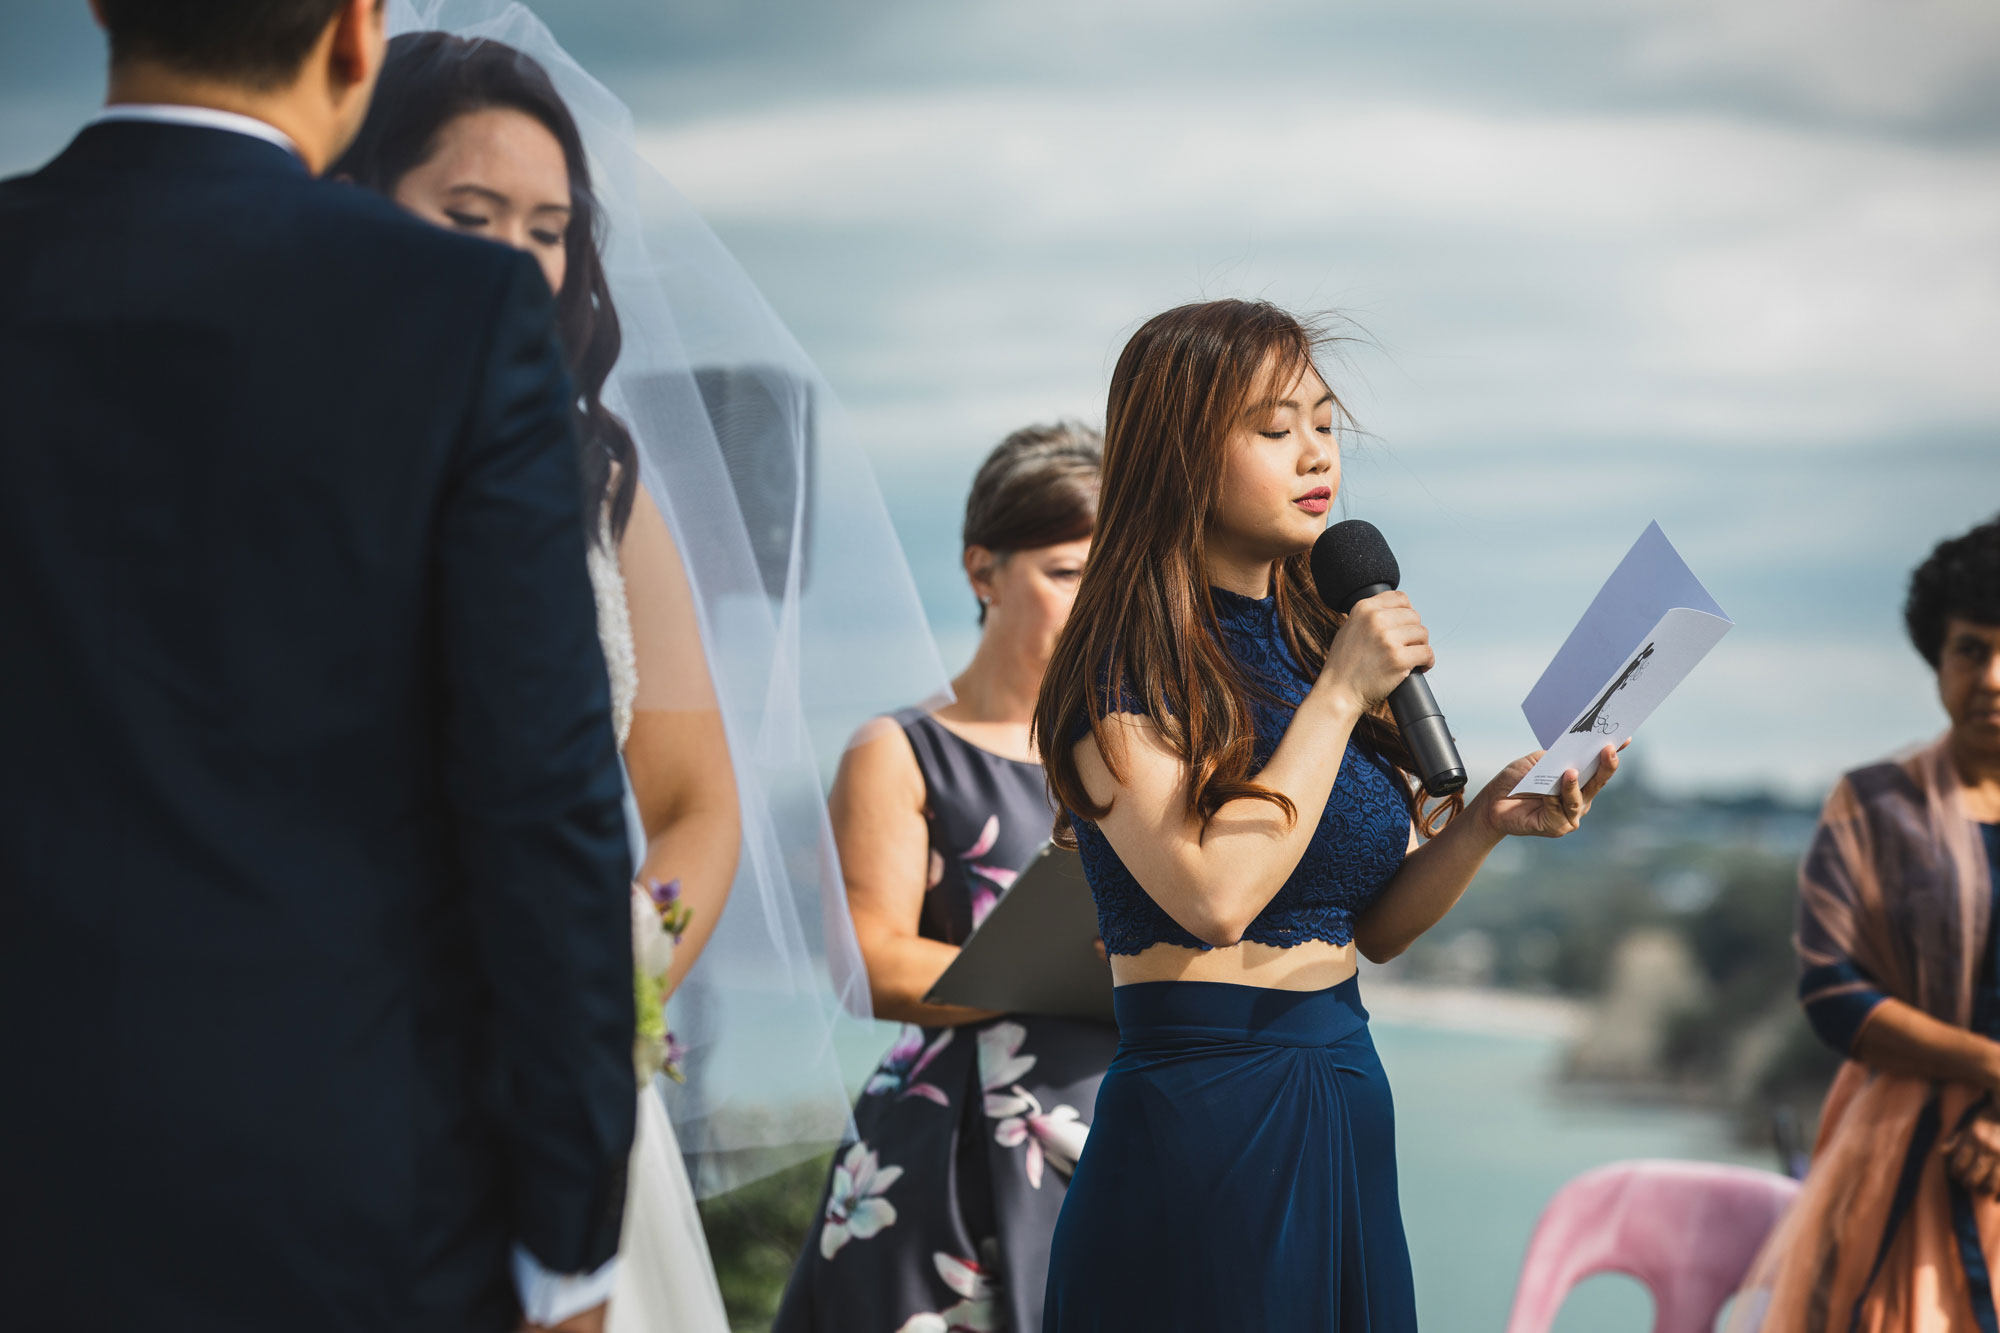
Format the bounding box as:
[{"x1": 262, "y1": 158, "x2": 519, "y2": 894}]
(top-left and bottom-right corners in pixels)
[{"x1": 1311, "y1": 519, "x2": 1401, "y2": 614}]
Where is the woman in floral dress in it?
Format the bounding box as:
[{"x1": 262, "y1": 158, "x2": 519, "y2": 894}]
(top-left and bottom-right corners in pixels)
[{"x1": 775, "y1": 424, "x2": 1118, "y2": 1333}]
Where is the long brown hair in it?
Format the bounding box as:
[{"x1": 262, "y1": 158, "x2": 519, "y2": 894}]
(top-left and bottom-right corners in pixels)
[{"x1": 1033, "y1": 299, "x2": 1461, "y2": 845}]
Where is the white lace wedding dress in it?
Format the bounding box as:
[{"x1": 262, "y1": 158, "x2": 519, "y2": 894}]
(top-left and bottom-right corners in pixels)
[{"x1": 589, "y1": 540, "x2": 732, "y2": 1333}]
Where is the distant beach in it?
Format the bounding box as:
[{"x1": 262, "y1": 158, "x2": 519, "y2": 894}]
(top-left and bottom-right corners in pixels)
[{"x1": 1360, "y1": 976, "x2": 1586, "y2": 1041}]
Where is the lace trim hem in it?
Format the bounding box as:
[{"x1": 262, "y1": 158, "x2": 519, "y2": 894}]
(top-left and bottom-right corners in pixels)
[{"x1": 1099, "y1": 914, "x2": 1356, "y2": 956}]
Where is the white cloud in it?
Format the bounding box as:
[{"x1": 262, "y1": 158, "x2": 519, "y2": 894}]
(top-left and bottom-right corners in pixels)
[
  {"x1": 856, "y1": 0, "x2": 2000, "y2": 129},
  {"x1": 1627, "y1": 0, "x2": 2000, "y2": 121},
  {"x1": 1647, "y1": 188, "x2": 2000, "y2": 406},
  {"x1": 644, "y1": 93, "x2": 2000, "y2": 237},
  {"x1": 642, "y1": 87, "x2": 2000, "y2": 453},
  {"x1": 616, "y1": 3, "x2": 2000, "y2": 796}
]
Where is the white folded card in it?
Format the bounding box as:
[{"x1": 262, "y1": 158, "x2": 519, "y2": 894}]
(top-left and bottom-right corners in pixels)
[{"x1": 1510, "y1": 522, "x2": 1733, "y2": 796}]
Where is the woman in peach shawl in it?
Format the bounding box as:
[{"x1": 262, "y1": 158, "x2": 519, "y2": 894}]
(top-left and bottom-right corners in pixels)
[{"x1": 1730, "y1": 514, "x2": 2000, "y2": 1333}]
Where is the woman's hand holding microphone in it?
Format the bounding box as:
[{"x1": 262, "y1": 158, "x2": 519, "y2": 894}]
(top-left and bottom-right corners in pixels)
[
  {"x1": 1314, "y1": 590, "x2": 1435, "y2": 719},
  {"x1": 1312, "y1": 589, "x2": 1621, "y2": 843}
]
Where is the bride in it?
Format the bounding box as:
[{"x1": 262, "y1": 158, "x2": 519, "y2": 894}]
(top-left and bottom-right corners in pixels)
[{"x1": 338, "y1": 6, "x2": 949, "y2": 1329}]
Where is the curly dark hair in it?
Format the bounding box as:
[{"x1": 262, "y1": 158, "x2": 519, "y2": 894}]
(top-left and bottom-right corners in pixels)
[
  {"x1": 331, "y1": 32, "x2": 638, "y2": 547},
  {"x1": 1905, "y1": 513, "x2": 2000, "y2": 668}
]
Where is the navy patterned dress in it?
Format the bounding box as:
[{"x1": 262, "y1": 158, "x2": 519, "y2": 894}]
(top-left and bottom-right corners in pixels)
[
  {"x1": 1045, "y1": 586, "x2": 1420, "y2": 1332},
  {"x1": 774, "y1": 708, "x2": 1121, "y2": 1333}
]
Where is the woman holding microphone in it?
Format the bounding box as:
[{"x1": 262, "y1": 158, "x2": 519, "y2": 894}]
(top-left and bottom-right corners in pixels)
[{"x1": 1034, "y1": 300, "x2": 1622, "y2": 1331}]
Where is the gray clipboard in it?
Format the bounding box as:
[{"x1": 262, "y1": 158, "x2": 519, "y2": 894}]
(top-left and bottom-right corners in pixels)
[{"x1": 924, "y1": 844, "x2": 1114, "y2": 1025}]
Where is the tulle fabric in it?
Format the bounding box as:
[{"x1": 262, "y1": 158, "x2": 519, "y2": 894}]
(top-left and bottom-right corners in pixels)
[
  {"x1": 387, "y1": 0, "x2": 952, "y2": 1196},
  {"x1": 1726, "y1": 736, "x2": 1997, "y2": 1332},
  {"x1": 608, "y1": 1084, "x2": 731, "y2": 1333}
]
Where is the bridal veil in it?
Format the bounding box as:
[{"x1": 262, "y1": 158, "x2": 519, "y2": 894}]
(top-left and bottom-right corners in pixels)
[{"x1": 387, "y1": 0, "x2": 948, "y2": 1197}]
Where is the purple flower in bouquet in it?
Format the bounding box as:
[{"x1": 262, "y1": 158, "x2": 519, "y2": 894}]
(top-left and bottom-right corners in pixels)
[
  {"x1": 662, "y1": 1030, "x2": 688, "y2": 1085},
  {"x1": 645, "y1": 877, "x2": 691, "y2": 941},
  {"x1": 631, "y1": 876, "x2": 695, "y2": 1085}
]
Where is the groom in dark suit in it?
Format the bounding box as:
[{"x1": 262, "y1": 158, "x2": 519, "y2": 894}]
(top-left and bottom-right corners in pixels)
[{"x1": 0, "y1": 4, "x2": 637, "y2": 1330}]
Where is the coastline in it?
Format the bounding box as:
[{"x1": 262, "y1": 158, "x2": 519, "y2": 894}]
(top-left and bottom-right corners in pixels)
[{"x1": 1359, "y1": 977, "x2": 1587, "y2": 1042}]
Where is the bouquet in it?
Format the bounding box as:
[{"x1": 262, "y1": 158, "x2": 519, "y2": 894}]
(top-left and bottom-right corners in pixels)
[{"x1": 633, "y1": 877, "x2": 693, "y2": 1084}]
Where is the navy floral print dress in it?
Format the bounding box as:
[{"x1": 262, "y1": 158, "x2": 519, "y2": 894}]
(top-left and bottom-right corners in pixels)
[{"x1": 774, "y1": 708, "x2": 1120, "y2": 1333}]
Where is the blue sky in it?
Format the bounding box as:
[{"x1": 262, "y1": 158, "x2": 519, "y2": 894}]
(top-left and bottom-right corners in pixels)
[{"x1": 7, "y1": 0, "x2": 1998, "y2": 796}]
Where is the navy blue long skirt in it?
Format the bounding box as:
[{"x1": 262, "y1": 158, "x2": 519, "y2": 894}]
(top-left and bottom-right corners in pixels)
[{"x1": 1042, "y1": 977, "x2": 1417, "y2": 1332}]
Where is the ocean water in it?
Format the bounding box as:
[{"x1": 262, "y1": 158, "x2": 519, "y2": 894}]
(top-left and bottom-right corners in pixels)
[{"x1": 1376, "y1": 1020, "x2": 1768, "y2": 1331}]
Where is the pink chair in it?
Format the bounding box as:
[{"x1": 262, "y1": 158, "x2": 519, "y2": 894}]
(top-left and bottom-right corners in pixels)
[{"x1": 1504, "y1": 1159, "x2": 1801, "y2": 1333}]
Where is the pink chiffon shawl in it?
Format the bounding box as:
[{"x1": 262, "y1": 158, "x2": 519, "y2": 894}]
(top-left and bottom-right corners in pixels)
[{"x1": 1726, "y1": 736, "x2": 1995, "y2": 1333}]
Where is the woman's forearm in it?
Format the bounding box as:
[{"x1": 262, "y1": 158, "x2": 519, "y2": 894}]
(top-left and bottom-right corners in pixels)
[
  {"x1": 1353, "y1": 793, "x2": 1504, "y2": 963},
  {"x1": 625, "y1": 707, "x2": 741, "y2": 996},
  {"x1": 1852, "y1": 997, "x2": 2000, "y2": 1093},
  {"x1": 644, "y1": 785, "x2": 741, "y2": 997},
  {"x1": 859, "y1": 931, "x2": 1002, "y2": 1028}
]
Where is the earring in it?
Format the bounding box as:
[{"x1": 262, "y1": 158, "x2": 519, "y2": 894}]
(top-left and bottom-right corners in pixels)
[{"x1": 979, "y1": 595, "x2": 992, "y2": 607}]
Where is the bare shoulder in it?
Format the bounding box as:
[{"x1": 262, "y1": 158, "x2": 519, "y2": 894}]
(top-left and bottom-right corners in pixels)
[
  {"x1": 621, "y1": 483, "x2": 679, "y2": 561},
  {"x1": 618, "y1": 483, "x2": 694, "y2": 610},
  {"x1": 833, "y1": 716, "x2": 926, "y2": 815},
  {"x1": 1074, "y1": 711, "x2": 1175, "y2": 807}
]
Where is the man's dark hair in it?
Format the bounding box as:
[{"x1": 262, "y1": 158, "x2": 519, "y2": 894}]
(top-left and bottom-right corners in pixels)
[
  {"x1": 98, "y1": 0, "x2": 348, "y2": 88},
  {"x1": 1906, "y1": 513, "x2": 2000, "y2": 668}
]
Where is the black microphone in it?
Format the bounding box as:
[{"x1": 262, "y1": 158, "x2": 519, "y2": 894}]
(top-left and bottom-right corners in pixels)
[{"x1": 1310, "y1": 520, "x2": 1468, "y2": 797}]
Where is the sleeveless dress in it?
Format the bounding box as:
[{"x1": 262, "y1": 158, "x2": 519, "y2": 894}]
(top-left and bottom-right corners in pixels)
[
  {"x1": 1043, "y1": 587, "x2": 1420, "y2": 1333},
  {"x1": 774, "y1": 708, "x2": 1122, "y2": 1333},
  {"x1": 586, "y1": 534, "x2": 733, "y2": 1333}
]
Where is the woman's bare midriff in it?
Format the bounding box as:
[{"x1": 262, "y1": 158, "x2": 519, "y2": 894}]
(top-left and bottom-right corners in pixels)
[{"x1": 1109, "y1": 937, "x2": 1358, "y2": 992}]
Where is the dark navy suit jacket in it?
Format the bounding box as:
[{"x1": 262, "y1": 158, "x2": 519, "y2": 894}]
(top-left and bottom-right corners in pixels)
[{"x1": 0, "y1": 120, "x2": 636, "y2": 1331}]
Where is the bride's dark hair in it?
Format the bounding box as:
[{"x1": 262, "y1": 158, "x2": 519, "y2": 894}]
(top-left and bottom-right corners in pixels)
[{"x1": 333, "y1": 31, "x2": 638, "y2": 545}]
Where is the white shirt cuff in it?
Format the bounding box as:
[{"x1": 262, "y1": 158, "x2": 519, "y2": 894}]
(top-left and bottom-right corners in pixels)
[{"x1": 511, "y1": 1244, "x2": 619, "y2": 1327}]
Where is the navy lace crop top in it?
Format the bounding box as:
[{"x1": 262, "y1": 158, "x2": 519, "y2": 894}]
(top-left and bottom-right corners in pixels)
[{"x1": 1069, "y1": 587, "x2": 1413, "y2": 955}]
